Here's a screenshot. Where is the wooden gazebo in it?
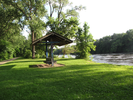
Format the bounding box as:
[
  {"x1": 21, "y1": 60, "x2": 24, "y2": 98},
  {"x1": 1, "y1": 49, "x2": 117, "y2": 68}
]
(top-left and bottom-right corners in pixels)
[{"x1": 32, "y1": 32, "x2": 73, "y2": 66}]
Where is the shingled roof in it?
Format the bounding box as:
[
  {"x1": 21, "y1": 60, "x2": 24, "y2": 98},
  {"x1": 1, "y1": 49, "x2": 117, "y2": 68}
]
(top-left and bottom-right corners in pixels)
[{"x1": 32, "y1": 32, "x2": 73, "y2": 46}]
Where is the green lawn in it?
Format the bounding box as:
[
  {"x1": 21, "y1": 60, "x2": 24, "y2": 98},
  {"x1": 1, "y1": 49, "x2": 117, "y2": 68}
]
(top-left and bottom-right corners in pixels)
[{"x1": 0, "y1": 58, "x2": 133, "y2": 100}]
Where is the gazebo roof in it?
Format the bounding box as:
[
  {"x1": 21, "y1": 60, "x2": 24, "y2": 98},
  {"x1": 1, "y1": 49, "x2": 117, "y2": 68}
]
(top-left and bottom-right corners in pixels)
[{"x1": 32, "y1": 32, "x2": 73, "y2": 46}]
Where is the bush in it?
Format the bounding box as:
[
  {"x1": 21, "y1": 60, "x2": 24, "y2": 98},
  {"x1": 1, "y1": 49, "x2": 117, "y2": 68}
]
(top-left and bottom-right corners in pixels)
[
  {"x1": 53, "y1": 55, "x2": 58, "y2": 58},
  {"x1": 4, "y1": 51, "x2": 9, "y2": 60},
  {"x1": 9, "y1": 51, "x2": 14, "y2": 59},
  {"x1": 76, "y1": 53, "x2": 93, "y2": 61},
  {"x1": 13, "y1": 52, "x2": 16, "y2": 57},
  {"x1": 15, "y1": 48, "x2": 20, "y2": 56},
  {"x1": 41, "y1": 54, "x2": 46, "y2": 58},
  {"x1": 41, "y1": 52, "x2": 46, "y2": 58},
  {"x1": 23, "y1": 50, "x2": 32, "y2": 58},
  {"x1": 36, "y1": 54, "x2": 40, "y2": 58},
  {"x1": 76, "y1": 54, "x2": 81, "y2": 59},
  {"x1": 61, "y1": 55, "x2": 65, "y2": 58},
  {"x1": 0, "y1": 52, "x2": 5, "y2": 61},
  {"x1": 67, "y1": 54, "x2": 72, "y2": 58}
]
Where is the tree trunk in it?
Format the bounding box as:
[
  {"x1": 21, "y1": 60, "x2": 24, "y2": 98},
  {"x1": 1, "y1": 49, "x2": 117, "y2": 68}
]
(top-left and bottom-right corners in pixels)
[{"x1": 32, "y1": 31, "x2": 35, "y2": 59}]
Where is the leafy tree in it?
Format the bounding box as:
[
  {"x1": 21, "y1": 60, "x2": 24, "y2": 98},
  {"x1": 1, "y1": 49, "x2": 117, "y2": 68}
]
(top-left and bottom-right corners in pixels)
[
  {"x1": 0, "y1": 1, "x2": 21, "y2": 39},
  {"x1": 92, "y1": 29, "x2": 133, "y2": 54},
  {"x1": 110, "y1": 33, "x2": 124, "y2": 53},
  {"x1": 46, "y1": 0, "x2": 85, "y2": 38},
  {"x1": 46, "y1": 17, "x2": 79, "y2": 38},
  {"x1": 2, "y1": 0, "x2": 47, "y2": 58},
  {"x1": 61, "y1": 45, "x2": 75, "y2": 55},
  {"x1": 76, "y1": 22, "x2": 96, "y2": 59}
]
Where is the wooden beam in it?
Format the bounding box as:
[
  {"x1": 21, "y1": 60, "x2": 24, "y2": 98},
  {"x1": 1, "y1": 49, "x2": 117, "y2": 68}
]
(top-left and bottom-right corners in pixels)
[
  {"x1": 46, "y1": 41, "x2": 48, "y2": 58},
  {"x1": 51, "y1": 38, "x2": 54, "y2": 66},
  {"x1": 42, "y1": 41, "x2": 60, "y2": 44}
]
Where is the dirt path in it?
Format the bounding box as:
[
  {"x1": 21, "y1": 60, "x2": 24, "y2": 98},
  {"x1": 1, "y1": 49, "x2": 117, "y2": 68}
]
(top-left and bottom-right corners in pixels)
[{"x1": 0, "y1": 57, "x2": 19, "y2": 65}]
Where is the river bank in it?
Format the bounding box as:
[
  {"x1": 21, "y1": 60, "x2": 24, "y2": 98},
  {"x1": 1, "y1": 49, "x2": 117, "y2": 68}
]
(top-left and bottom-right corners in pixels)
[{"x1": 56, "y1": 53, "x2": 133, "y2": 66}]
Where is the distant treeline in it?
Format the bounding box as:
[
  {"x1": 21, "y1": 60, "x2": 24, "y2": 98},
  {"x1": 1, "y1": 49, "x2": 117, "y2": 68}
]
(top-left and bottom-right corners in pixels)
[{"x1": 91, "y1": 29, "x2": 133, "y2": 54}]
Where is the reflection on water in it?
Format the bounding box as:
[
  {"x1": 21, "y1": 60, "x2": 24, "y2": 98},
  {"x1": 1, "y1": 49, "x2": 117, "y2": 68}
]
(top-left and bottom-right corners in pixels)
[
  {"x1": 55, "y1": 55, "x2": 76, "y2": 58},
  {"x1": 92, "y1": 53, "x2": 133, "y2": 65},
  {"x1": 56, "y1": 53, "x2": 133, "y2": 65}
]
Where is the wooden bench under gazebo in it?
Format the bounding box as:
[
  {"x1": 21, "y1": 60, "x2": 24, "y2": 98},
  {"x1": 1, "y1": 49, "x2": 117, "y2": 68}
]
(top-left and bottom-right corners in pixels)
[{"x1": 31, "y1": 32, "x2": 73, "y2": 66}]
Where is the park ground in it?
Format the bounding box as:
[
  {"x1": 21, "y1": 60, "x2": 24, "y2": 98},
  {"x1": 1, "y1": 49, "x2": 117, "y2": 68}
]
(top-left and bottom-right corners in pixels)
[{"x1": 0, "y1": 58, "x2": 133, "y2": 100}]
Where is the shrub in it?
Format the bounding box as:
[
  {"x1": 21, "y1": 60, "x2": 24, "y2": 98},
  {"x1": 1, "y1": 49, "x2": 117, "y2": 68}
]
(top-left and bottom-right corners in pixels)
[
  {"x1": 76, "y1": 54, "x2": 81, "y2": 59},
  {"x1": 15, "y1": 48, "x2": 20, "y2": 56},
  {"x1": 61, "y1": 55, "x2": 65, "y2": 58},
  {"x1": 13, "y1": 52, "x2": 16, "y2": 57},
  {"x1": 23, "y1": 50, "x2": 32, "y2": 58},
  {"x1": 67, "y1": 54, "x2": 72, "y2": 58},
  {"x1": 53, "y1": 55, "x2": 58, "y2": 58},
  {"x1": 42, "y1": 54, "x2": 46, "y2": 58},
  {"x1": 41, "y1": 52, "x2": 46, "y2": 58},
  {"x1": 36, "y1": 54, "x2": 40, "y2": 58},
  {"x1": 0, "y1": 52, "x2": 5, "y2": 61},
  {"x1": 4, "y1": 51, "x2": 9, "y2": 60}
]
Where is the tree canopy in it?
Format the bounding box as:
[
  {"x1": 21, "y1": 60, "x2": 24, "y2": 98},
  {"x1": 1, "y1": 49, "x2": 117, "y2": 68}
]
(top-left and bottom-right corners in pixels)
[
  {"x1": 46, "y1": 0, "x2": 85, "y2": 38},
  {"x1": 76, "y1": 22, "x2": 96, "y2": 59},
  {"x1": 92, "y1": 29, "x2": 133, "y2": 54}
]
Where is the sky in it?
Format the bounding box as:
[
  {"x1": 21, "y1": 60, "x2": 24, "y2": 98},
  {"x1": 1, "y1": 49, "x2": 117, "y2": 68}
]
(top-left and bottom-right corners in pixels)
[
  {"x1": 71, "y1": 0, "x2": 133, "y2": 39},
  {"x1": 22, "y1": 0, "x2": 133, "y2": 40}
]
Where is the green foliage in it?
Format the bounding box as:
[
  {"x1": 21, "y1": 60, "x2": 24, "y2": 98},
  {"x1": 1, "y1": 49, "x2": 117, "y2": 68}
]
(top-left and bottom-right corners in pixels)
[
  {"x1": 23, "y1": 49, "x2": 32, "y2": 58},
  {"x1": 0, "y1": 1, "x2": 27, "y2": 60},
  {"x1": 62, "y1": 45, "x2": 75, "y2": 55},
  {"x1": 54, "y1": 45, "x2": 76, "y2": 55},
  {"x1": 76, "y1": 22, "x2": 96, "y2": 59},
  {"x1": 67, "y1": 54, "x2": 72, "y2": 58},
  {"x1": 61, "y1": 55, "x2": 65, "y2": 58},
  {"x1": 0, "y1": 40, "x2": 10, "y2": 60},
  {"x1": 46, "y1": 17, "x2": 79, "y2": 38},
  {"x1": 0, "y1": 0, "x2": 86, "y2": 60},
  {"x1": 13, "y1": 52, "x2": 16, "y2": 58},
  {"x1": 35, "y1": 54, "x2": 40, "y2": 59},
  {"x1": 0, "y1": 52, "x2": 5, "y2": 61},
  {"x1": 92, "y1": 29, "x2": 133, "y2": 54},
  {"x1": 53, "y1": 55, "x2": 59, "y2": 58},
  {"x1": 46, "y1": 0, "x2": 85, "y2": 39},
  {"x1": 2, "y1": 0, "x2": 47, "y2": 59},
  {"x1": 3, "y1": 51, "x2": 9, "y2": 60},
  {"x1": 0, "y1": 1, "x2": 21, "y2": 39}
]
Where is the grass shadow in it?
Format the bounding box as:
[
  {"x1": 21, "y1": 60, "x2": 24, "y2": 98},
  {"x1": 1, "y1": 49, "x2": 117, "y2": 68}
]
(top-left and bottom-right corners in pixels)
[
  {"x1": 0, "y1": 65, "x2": 16, "y2": 70},
  {"x1": 5, "y1": 58, "x2": 45, "y2": 64},
  {"x1": 0, "y1": 58, "x2": 133, "y2": 100}
]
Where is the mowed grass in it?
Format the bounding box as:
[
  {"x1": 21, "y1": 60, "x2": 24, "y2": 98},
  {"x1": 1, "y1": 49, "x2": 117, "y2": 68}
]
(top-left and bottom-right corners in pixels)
[{"x1": 0, "y1": 58, "x2": 133, "y2": 100}]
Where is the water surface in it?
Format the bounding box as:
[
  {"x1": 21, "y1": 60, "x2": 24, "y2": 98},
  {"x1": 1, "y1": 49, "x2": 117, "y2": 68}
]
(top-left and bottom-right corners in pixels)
[
  {"x1": 56, "y1": 54, "x2": 133, "y2": 66},
  {"x1": 92, "y1": 53, "x2": 133, "y2": 65}
]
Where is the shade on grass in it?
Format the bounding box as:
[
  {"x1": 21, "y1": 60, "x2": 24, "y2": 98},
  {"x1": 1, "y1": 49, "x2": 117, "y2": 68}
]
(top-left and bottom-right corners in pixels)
[{"x1": 0, "y1": 58, "x2": 133, "y2": 100}]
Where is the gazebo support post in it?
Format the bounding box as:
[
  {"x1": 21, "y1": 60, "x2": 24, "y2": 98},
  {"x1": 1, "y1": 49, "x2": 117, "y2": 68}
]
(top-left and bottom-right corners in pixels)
[
  {"x1": 50, "y1": 38, "x2": 54, "y2": 66},
  {"x1": 46, "y1": 41, "x2": 48, "y2": 58},
  {"x1": 32, "y1": 32, "x2": 73, "y2": 66}
]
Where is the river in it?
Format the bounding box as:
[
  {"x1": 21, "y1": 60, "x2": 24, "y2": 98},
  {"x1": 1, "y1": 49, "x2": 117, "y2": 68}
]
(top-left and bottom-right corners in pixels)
[
  {"x1": 57, "y1": 53, "x2": 133, "y2": 66},
  {"x1": 92, "y1": 53, "x2": 133, "y2": 66}
]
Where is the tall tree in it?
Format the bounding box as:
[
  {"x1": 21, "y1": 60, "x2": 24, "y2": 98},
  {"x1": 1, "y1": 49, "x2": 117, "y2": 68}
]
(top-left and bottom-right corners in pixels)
[
  {"x1": 2, "y1": 0, "x2": 47, "y2": 58},
  {"x1": 92, "y1": 29, "x2": 133, "y2": 54},
  {"x1": 46, "y1": 0, "x2": 85, "y2": 38},
  {"x1": 0, "y1": 1, "x2": 21, "y2": 39},
  {"x1": 76, "y1": 22, "x2": 96, "y2": 59}
]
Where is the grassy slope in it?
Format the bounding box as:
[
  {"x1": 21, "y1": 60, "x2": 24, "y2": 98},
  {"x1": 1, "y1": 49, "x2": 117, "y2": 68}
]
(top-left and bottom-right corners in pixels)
[{"x1": 0, "y1": 58, "x2": 133, "y2": 100}]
